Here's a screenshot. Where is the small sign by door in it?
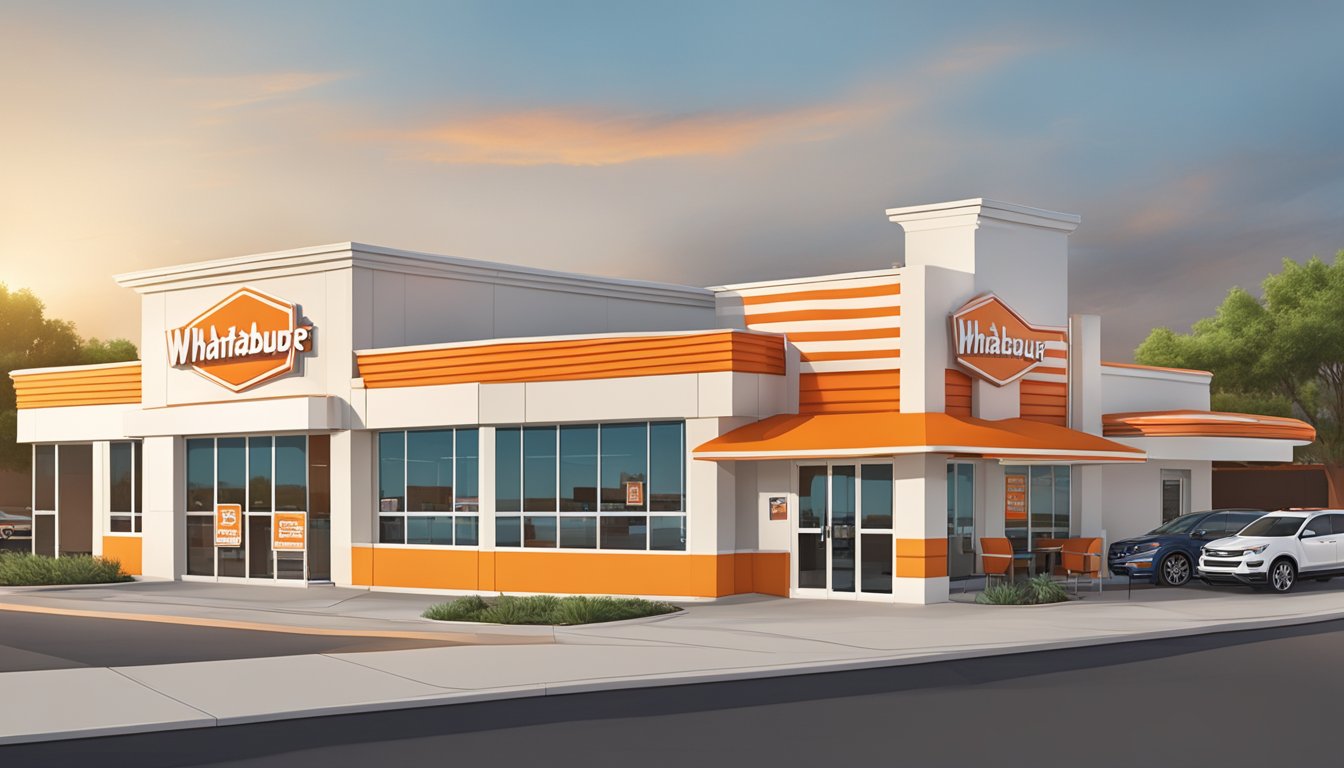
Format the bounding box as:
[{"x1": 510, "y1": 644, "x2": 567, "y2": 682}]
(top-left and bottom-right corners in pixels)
[
  {"x1": 769, "y1": 496, "x2": 788, "y2": 521},
  {"x1": 215, "y1": 504, "x2": 242, "y2": 547},
  {"x1": 272, "y1": 512, "x2": 306, "y2": 551}
]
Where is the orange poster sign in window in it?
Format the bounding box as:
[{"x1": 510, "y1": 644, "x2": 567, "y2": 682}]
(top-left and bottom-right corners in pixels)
[
  {"x1": 272, "y1": 512, "x2": 306, "y2": 551},
  {"x1": 625, "y1": 481, "x2": 644, "y2": 506},
  {"x1": 1005, "y1": 474, "x2": 1028, "y2": 521},
  {"x1": 950, "y1": 293, "x2": 1068, "y2": 387},
  {"x1": 215, "y1": 504, "x2": 242, "y2": 547}
]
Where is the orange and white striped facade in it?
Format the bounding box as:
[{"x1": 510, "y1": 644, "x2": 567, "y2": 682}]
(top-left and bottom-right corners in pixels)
[
  {"x1": 715, "y1": 270, "x2": 903, "y2": 414},
  {"x1": 8, "y1": 198, "x2": 1316, "y2": 605}
]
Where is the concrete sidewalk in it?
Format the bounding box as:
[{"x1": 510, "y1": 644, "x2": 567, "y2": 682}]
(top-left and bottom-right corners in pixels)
[{"x1": 6, "y1": 579, "x2": 1344, "y2": 744}]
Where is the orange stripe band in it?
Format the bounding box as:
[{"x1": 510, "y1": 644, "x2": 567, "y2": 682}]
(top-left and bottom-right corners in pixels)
[
  {"x1": 12, "y1": 363, "x2": 142, "y2": 409},
  {"x1": 358, "y1": 331, "x2": 785, "y2": 388}
]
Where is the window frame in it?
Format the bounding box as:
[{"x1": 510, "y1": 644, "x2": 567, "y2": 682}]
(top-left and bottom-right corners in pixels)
[
  {"x1": 494, "y1": 420, "x2": 686, "y2": 552},
  {"x1": 376, "y1": 428, "x2": 480, "y2": 548},
  {"x1": 107, "y1": 440, "x2": 143, "y2": 535}
]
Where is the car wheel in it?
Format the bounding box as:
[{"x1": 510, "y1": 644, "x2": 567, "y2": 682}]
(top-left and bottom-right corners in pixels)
[
  {"x1": 0, "y1": 528, "x2": 10, "y2": 540},
  {"x1": 1159, "y1": 553, "x2": 1192, "y2": 586},
  {"x1": 1269, "y1": 558, "x2": 1296, "y2": 593}
]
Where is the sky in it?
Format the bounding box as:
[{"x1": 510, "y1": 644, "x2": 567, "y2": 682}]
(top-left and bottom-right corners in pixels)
[{"x1": 2, "y1": 1, "x2": 1343, "y2": 360}]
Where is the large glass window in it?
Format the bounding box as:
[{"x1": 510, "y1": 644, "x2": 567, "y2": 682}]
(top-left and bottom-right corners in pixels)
[
  {"x1": 274, "y1": 436, "x2": 307, "y2": 512},
  {"x1": 495, "y1": 421, "x2": 685, "y2": 552},
  {"x1": 186, "y1": 439, "x2": 214, "y2": 513},
  {"x1": 1005, "y1": 465, "x2": 1070, "y2": 547},
  {"x1": 248, "y1": 437, "x2": 273, "y2": 513},
  {"x1": 34, "y1": 444, "x2": 56, "y2": 512},
  {"x1": 377, "y1": 429, "x2": 479, "y2": 546},
  {"x1": 108, "y1": 441, "x2": 143, "y2": 533}
]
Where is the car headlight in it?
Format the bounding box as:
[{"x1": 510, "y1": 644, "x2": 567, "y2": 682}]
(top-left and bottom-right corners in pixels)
[
  {"x1": 1136, "y1": 542, "x2": 1161, "y2": 552},
  {"x1": 1243, "y1": 544, "x2": 1268, "y2": 555}
]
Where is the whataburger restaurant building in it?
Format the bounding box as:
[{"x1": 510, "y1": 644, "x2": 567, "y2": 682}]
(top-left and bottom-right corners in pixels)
[{"x1": 11, "y1": 199, "x2": 1317, "y2": 604}]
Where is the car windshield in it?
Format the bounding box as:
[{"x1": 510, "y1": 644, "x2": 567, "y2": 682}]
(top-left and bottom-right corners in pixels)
[
  {"x1": 1149, "y1": 515, "x2": 1207, "y2": 535},
  {"x1": 1237, "y1": 516, "x2": 1304, "y2": 537}
]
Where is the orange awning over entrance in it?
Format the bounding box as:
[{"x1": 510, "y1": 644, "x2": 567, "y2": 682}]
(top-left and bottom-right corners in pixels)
[{"x1": 694, "y1": 411, "x2": 1146, "y2": 462}]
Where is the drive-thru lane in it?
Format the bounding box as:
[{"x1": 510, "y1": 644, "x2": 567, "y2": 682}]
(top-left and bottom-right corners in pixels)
[{"x1": 0, "y1": 610, "x2": 459, "y2": 672}]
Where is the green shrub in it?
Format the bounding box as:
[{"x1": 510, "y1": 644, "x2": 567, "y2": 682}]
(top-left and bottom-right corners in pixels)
[
  {"x1": 421, "y1": 595, "x2": 489, "y2": 621},
  {"x1": 975, "y1": 575, "x2": 1070, "y2": 605},
  {"x1": 422, "y1": 594, "x2": 680, "y2": 625},
  {"x1": 1023, "y1": 573, "x2": 1069, "y2": 604},
  {"x1": 0, "y1": 553, "x2": 131, "y2": 586},
  {"x1": 975, "y1": 582, "x2": 1028, "y2": 604}
]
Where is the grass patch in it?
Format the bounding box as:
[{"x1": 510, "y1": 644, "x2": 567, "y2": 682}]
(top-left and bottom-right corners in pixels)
[
  {"x1": 423, "y1": 594, "x2": 680, "y2": 625},
  {"x1": 975, "y1": 574, "x2": 1070, "y2": 606},
  {"x1": 0, "y1": 552, "x2": 132, "y2": 586}
]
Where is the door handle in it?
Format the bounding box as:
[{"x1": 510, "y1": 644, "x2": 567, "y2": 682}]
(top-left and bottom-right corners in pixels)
[{"x1": 820, "y1": 525, "x2": 829, "y2": 542}]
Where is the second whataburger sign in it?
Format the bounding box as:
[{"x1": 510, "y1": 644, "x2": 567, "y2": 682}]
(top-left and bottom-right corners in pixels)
[
  {"x1": 950, "y1": 293, "x2": 1067, "y2": 386},
  {"x1": 166, "y1": 287, "x2": 313, "y2": 392}
]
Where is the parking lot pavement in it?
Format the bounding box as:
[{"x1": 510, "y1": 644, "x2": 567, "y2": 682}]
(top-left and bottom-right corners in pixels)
[
  {"x1": 0, "y1": 610, "x2": 462, "y2": 672},
  {"x1": 9, "y1": 578, "x2": 1344, "y2": 745}
]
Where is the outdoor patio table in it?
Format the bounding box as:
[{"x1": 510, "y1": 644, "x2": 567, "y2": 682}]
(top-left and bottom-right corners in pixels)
[{"x1": 1034, "y1": 545, "x2": 1063, "y2": 578}]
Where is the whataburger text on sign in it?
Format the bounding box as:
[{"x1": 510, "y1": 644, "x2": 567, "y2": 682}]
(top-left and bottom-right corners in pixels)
[
  {"x1": 949, "y1": 293, "x2": 1067, "y2": 386},
  {"x1": 165, "y1": 287, "x2": 313, "y2": 393}
]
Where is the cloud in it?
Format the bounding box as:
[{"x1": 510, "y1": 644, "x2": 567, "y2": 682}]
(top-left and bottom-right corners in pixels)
[
  {"x1": 374, "y1": 35, "x2": 1048, "y2": 168},
  {"x1": 388, "y1": 102, "x2": 886, "y2": 166},
  {"x1": 925, "y1": 40, "x2": 1045, "y2": 76},
  {"x1": 182, "y1": 71, "x2": 348, "y2": 110}
]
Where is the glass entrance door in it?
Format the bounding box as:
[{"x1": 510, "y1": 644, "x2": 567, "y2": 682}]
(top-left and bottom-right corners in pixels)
[
  {"x1": 796, "y1": 463, "x2": 893, "y2": 599},
  {"x1": 185, "y1": 434, "x2": 331, "y2": 582}
]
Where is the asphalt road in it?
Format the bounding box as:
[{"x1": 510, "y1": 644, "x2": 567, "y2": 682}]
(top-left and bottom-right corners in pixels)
[
  {"x1": 6, "y1": 617, "x2": 1344, "y2": 767},
  {"x1": 0, "y1": 611, "x2": 458, "y2": 672}
]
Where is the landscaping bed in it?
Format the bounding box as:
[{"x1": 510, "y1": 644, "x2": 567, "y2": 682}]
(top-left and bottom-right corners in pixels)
[
  {"x1": 974, "y1": 574, "x2": 1071, "y2": 605},
  {"x1": 0, "y1": 553, "x2": 132, "y2": 586},
  {"x1": 423, "y1": 594, "x2": 680, "y2": 625}
]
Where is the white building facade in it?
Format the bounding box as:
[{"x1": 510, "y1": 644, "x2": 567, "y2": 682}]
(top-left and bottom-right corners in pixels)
[{"x1": 12, "y1": 199, "x2": 1313, "y2": 603}]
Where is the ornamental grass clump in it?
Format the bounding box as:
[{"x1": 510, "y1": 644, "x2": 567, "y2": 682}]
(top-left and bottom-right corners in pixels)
[
  {"x1": 975, "y1": 574, "x2": 1070, "y2": 605},
  {"x1": 422, "y1": 594, "x2": 679, "y2": 625},
  {"x1": 1022, "y1": 573, "x2": 1069, "y2": 604},
  {"x1": 0, "y1": 552, "x2": 131, "y2": 586}
]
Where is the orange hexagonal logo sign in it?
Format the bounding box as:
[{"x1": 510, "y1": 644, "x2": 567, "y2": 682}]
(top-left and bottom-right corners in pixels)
[
  {"x1": 950, "y1": 293, "x2": 1067, "y2": 386},
  {"x1": 165, "y1": 287, "x2": 313, "y2": 392}
]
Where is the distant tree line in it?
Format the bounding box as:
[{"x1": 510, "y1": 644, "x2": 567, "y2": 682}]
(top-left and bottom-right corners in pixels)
[
  {"x1": 1136, "y1": 252, "x2": 1344, "y2": 506},
  {"x1": 0, "y1": 284, "x2": 137, "y2": 470}
]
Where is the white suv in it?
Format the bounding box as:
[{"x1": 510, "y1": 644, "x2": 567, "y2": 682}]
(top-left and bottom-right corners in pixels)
[{"x1": 1198, "y1": 510, "x2": 1344, "y2": 593}]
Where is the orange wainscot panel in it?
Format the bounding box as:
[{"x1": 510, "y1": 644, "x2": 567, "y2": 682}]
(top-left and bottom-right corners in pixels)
[
  {"x1": 895, "y1": 538, "x2": 948, "y2": 578},
  {"x1": 749, "y1": 552, "x2": 791, "y2": 597},
  {"x1": 733, "y1": 553, "x2": 755, "y2": 595},
  {"x1": 477, "y1": 550, "x2": 497, "y2": 592},
  {"x1": 101, "y1": 536, "x2": 142, "y2": 576},
  {"x1": 496, "y1": 551, "x2": 713, "y2": 597},
  {"x1": 352, "y1": 547, "x2": 480, "y2": 590},
  {"x1": 352, "y1": 546, "x2": 374, "y2": 586}
]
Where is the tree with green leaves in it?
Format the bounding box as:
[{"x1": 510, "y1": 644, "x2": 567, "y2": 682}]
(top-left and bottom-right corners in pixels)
[
  {"x1": 1135, "y1": 252, "x2": 1344, "y2": 505},
  {"x1": 0, "y1": 284, "x2": 138, "y2": 470}
]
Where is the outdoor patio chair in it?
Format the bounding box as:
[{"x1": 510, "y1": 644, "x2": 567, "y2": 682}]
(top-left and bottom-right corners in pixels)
[
  {"x1": 1061, "y1": 537, "x2": 1104, "y2": 594},
  {"x1": 979, "y1": 537, "x2": 1033, "y2": 586}
]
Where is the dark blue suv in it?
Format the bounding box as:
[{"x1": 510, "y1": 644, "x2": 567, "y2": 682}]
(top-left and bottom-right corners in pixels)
[{"x1": 1108, "y1": 509, "x2": 1265, "y2": 586}]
